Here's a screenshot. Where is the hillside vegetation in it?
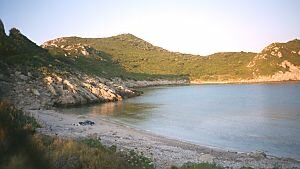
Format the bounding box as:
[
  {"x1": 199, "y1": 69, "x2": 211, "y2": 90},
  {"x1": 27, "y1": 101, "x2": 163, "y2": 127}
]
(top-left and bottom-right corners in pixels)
[
  {"x1": 43, "y1": 33, "x2": 300, "y2": 81},
  {"x1": 43, "y1": 34, "x2": 257, "y2": 81}
]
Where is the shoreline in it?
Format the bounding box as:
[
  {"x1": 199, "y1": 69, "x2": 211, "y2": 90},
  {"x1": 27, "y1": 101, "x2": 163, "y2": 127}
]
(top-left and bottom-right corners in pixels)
[
  {"x1": 28, "y1": 108, "x2": 300, "y2": 169},
  {"x1": 190, "y1": 80, "x2": 300, "y2": 85}
]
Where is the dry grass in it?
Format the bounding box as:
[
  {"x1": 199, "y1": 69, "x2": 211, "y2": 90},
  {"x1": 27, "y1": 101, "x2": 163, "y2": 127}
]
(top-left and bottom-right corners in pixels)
[{"x1": 0, "y1": 101, "x2": 154, "y2": 169}]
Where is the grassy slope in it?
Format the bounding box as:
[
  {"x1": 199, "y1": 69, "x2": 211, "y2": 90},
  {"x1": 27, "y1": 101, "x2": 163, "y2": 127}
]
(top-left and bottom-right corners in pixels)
[
  {"x1": 45, "y1": 40, "x2": 179, "y2": 80},
  {"x1": 45, "y1": 34, "x2": 256, "y2": 81}
]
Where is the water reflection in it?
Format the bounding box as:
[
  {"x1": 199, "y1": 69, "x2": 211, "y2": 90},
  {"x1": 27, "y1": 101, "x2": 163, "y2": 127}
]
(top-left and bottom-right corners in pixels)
[
  {"x1": 89, "y1": 101, "x2": 156, "y2": 117},
  {"x1": 68, "y1": 101, "x2": 158, "y2": 123},
  {"x1": 88, "y1": 102, "x2": 124, "y2": 115}
]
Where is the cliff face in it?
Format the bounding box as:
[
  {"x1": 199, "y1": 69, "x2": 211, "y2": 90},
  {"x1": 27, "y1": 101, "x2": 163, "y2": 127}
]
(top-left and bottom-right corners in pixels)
[
  {"x1": 5, "y1": 69, "x2": 142, "y2": 110},
  {"x1": 3, "y1": 66, "x2": 188, "y2": 110},
  {"x1": 247, "y1": 39, "x2": 300, "y2": 81}
]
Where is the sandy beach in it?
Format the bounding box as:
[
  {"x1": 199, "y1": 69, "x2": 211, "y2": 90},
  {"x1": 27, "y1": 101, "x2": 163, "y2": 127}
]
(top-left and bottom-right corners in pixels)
[{"x1": 27, "y1": 109, "x2": 300, "y2": 169}]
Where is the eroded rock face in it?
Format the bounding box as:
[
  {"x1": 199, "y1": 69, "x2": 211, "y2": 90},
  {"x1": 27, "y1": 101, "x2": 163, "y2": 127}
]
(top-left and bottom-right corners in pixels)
[
  {"x1": 1, "y1": 65, "x2": 189, "y2": 109},
  {"x1": 250, "y1": 60, "x2": 300, "y2": 82},
  {"x1": 43, "y1": 73, "x2": 140, "y2": 107},
  {"x1": 1, "y1": 68, "x2": 143, "y2": 109},
  {"x1": 269, "y1": 61, "x2": 300, "y2": 81},
  {"x1": 245, "y1": 39, "x2": 300, "y2": 82},
  {"x1": 41, "y1": 38, "x2": 92, "y2": 57}
]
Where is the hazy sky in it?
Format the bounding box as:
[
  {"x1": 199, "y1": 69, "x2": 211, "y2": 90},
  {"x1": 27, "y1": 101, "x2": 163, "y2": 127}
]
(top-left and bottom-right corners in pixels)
[{"x1": 0, "y1": 0, "x2": 299, "y2": 55}]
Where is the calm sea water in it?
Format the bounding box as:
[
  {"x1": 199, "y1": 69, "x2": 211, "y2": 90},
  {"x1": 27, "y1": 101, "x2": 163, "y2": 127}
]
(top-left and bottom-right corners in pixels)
[{"x1": 61, "y1": 84, "x2": 300, "y2": 159}]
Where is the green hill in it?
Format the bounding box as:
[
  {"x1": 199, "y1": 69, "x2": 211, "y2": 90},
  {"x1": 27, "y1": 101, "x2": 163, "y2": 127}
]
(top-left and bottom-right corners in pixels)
[{"x1": 42, "y1": 34, "x2": 257, "y2": 81}]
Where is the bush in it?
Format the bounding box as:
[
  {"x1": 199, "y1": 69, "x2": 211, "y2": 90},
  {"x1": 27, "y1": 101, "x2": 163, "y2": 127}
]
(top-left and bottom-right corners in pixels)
[{"x1": 0, "y1": 101, "x2": 50, "y2": 169}]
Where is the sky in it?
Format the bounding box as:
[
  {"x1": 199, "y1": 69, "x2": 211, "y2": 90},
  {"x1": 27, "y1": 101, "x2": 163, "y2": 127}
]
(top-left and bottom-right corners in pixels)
[{"x1": 0, "y1": 0, "x2": 299, "y2": 55}]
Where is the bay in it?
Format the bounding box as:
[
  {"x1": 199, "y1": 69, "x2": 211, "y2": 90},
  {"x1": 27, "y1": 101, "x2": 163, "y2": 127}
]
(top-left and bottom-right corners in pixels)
[{"x1": 61, "y1": 83, "x2": 300, "y2": 159}]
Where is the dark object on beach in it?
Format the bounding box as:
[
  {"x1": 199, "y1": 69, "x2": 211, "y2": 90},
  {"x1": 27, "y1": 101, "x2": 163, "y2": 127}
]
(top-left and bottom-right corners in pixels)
[{"x1": 75, "y1": 120, "x2": 95, "y2": 126}]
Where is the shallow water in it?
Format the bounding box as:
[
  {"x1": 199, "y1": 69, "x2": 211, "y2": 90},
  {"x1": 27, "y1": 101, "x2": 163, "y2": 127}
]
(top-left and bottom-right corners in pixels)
[{"x1": 61, "y1": 83, "x2": 300, "y2": 159}]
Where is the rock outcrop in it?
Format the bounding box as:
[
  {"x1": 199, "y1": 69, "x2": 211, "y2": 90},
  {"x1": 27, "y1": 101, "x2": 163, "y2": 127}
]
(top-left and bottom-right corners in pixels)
[
  {"x1": 41, "y1": 38, "x2": 93, "y2": 57},
  {"x1": 1, "y1": 66, "x2": 188, "y2": 110},
  {"x1": 43, "y1": 72, "x2": 138, "y2": 106},
  {"x1": 254, "y1": 60, "x2": 300, "y2": 81},
  {"x1": 245, "y1": 39, "x2": 300, "y2": 82},
  {"x1": 4, "y1": 69, "x2": 143, "y2": 109},
  {"x1": 248, "y1": 40, "x2": 300, "y2": 68}
]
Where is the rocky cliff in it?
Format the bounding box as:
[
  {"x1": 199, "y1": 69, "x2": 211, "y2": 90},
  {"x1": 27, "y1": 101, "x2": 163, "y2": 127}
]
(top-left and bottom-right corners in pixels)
[
  {"x1": 248, "y1": 39, "x2": 300, "y2": 81},
  {"x1": 2, "y1": 68, "x2": 143, "y2": 110},
  {"x1": 1, "y1": 67, "x2": 188, "y2": 110}
]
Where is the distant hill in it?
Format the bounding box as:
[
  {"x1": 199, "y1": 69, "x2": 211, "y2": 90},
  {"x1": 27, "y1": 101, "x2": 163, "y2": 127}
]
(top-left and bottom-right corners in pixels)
[
  {"x1": 42, "y1": 34, "x2": 258, "y2": 81},
  {"x1": 1, "y1": 18, "x2": 300, "y2": 82}
]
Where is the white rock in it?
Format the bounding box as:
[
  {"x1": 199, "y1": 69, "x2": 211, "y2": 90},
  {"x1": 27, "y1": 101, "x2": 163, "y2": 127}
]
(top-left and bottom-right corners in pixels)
[
  {"x1": 56, "y1": 76, "x2": 63, "y2": 83},
  {"x1": 271, "y1": 51, "x2": 276, "y2": 56},
  {"x1": 81, "y1": 50, "x2": 89, "y2": 56},
  {"x1": 32, "y1": 89, "x2": 40, "y2": 96},
  {"x1": 273, "y1": 47, "x2": 279, "y2": 51}
]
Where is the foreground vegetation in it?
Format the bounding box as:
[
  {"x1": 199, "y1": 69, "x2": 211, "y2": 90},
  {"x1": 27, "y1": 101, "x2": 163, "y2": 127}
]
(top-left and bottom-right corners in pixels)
[{"x1": 0, "y1": 101, "x2": 154, "y2": 169}]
